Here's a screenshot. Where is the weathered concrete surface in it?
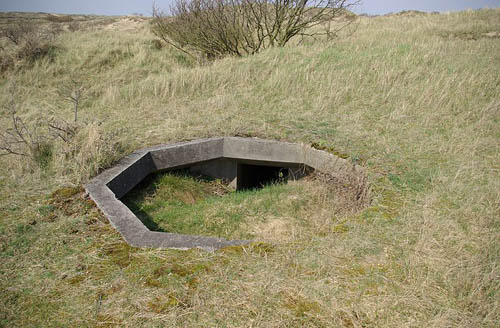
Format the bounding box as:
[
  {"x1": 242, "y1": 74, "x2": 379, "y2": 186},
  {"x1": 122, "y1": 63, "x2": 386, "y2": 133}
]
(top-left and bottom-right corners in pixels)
[
  {"x1": 149, "y1": 137, "x2": 224, "y2": 170},
  {"x1": 190, "y1": 158, "x2": 238, "y2": 181},
  {"x1": 85, "y1": 137, "x2": 363, "y2": 251},
  {"x1": 107, "y1": 152, "x2": 157, "y2": 199},
  {"x1": 223, "y1": 137, "x2": 305, "y2": 165}
]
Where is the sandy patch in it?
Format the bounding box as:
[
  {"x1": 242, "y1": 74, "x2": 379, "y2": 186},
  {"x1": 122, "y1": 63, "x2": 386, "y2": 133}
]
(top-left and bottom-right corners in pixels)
[
  {"x1": 105, "y1": 18, "x2": 143, "y2": 31},
  {"x1": 252, "y1": 218, "x2": 293, "y2": 241}
]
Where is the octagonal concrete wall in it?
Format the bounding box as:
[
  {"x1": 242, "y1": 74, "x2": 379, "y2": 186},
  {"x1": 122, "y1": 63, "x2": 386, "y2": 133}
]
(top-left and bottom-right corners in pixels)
[{"x1": 85, "y1": 137, "x2": 360, "y2": 251}]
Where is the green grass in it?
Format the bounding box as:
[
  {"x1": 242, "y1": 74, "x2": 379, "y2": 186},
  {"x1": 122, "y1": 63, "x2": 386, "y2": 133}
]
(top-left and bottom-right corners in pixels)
[
  {"x1": 123, "y1": 171, "x2": 313, "y2": 239},
  {"x1": 0, "y1": 9, "x2": 499, "y2": 327}
]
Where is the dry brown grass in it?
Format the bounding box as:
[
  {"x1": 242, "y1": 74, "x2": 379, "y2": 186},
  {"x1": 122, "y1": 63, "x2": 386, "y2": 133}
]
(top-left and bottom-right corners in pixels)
[{"x1": 0, "y1": 9, "x2": 499, "y2": 327}]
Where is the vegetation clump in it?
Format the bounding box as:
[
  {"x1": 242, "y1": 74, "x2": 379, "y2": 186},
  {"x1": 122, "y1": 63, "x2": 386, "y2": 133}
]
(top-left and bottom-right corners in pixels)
[
  {"x1": 1, "y1": 22, "x2": 60, "y2": 66},
  {"x1": 152, "y1": 0, "x2": 359, "y2": 59},
  {"x1": 46, "y1": 14, "x2": 74, "y2": 23}
]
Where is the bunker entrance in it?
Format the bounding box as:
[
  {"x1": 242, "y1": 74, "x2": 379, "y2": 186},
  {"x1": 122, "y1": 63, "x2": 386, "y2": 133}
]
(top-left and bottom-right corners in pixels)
[
  {"x1": 189, "y1": 158, "x2": 313, "y2": 191},
  {"x1": 237, "y1": 164, "x2": 286, "y2": 190}
]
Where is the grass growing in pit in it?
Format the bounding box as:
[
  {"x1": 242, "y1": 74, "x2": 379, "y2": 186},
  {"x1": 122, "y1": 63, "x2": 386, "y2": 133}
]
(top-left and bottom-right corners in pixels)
[{"x1": 123, "y1": 171, "x2": 312, "y2": 240}]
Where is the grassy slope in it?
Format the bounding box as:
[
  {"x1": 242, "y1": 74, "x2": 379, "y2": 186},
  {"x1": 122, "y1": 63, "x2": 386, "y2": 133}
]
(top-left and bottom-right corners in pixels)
[{"x1": 0, "y1": 10, "x2": 499, "y2": 327}]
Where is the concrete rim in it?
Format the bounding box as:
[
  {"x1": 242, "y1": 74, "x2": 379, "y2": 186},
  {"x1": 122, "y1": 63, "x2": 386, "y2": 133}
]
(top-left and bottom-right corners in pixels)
[{"x1": 85, "y1": 137, "x2": 361, "y2": 251}]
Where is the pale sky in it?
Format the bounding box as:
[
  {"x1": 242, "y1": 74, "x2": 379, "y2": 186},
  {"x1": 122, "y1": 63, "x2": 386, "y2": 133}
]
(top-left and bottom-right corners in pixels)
[{"x1": 0, "y1": 0, "x2": 499, "y2": 16}]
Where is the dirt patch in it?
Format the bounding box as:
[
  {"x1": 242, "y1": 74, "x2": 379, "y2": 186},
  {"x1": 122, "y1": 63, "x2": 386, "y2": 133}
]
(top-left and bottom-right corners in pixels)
[
  {"x1": 439, "y1": 30, "x2": 500, "y2": 41},
  {"x1": 46, "y1": 14, "x2": 73, "y2": 23},
  {"x1": 252, "y1": 218, "x2": 292, "y2": 241},
  {"x1": 104, "y1": 18, "x2": 144, "y2": 32},
  {"x1": 483, "y1": 31, "x2": 500, "y2": 38}
]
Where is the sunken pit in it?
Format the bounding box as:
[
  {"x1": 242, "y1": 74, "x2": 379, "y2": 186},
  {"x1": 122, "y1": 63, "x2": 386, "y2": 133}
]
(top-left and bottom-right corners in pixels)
[{"x1": 85, "y1": 137, "x2": 363, "y2": 251}]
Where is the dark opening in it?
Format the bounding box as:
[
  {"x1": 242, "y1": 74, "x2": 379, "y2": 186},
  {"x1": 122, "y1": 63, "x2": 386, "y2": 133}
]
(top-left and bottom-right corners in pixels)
[{"x1": 237, "y1": 164, "x2": 287, "y2": 190}]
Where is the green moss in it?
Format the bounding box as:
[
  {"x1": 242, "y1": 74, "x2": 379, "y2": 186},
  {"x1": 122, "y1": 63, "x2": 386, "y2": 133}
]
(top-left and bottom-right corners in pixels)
[
  {"x1": 218, "y1": 245, "x2": 245, "y2": 255},
  {"x1": 168, "y1": 262, "x2": 212, "y2": 277},
  {"x1": 331, "y1": 223, "x2": 349, "y2": 234},
  {"x1": 144, "y1": 260, "x2": 212, "y2": 289},
  {"x1": 248, "y1": 242, "x2": 275, "y2": 256},
  {"x1": 100, "y1": 242, "x2": 133, "y2": 268},
  {"x1": 50, "y1": 186, "x2": 82, "y2": 202},
  {"x1": 281, "y1": 292, "x2": 322, "y2": 317},
  {"x1": 144, "y1": 277, "x2": 162, "y2": 288},
  {"x1": 310, "y1": 141, "x2": 349, "y2": 160},
  {"x1": 360, "y1": 178, "x2": 403, "y2": 221},
  {"x1": 66, "y1": 274, "x2": 86, "y2": 285},
  {"x1": 147, "y1": 294, "x2": 181, "y2": 313}
]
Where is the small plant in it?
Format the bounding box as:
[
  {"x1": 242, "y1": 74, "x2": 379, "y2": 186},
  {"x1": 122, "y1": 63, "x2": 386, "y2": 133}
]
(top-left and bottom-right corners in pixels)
[
  {"x1": 57, "y1": 79, "x2": 86, "y2": 123},
  {"x1": 0, "y1": 50, "x2": 14, "y2": 73},
  {"x1": 48, "y1": 116, "x2": 78, "y2": 143},
  {"x1": 151, "y1": 39, "x2": 163, "y2": 50},
  {"x1": 0, "y1": 111, "x2": 53, "y2": 169},
  {"x1": 68, "y1": 22, "x2": 81, "y2": 32}
]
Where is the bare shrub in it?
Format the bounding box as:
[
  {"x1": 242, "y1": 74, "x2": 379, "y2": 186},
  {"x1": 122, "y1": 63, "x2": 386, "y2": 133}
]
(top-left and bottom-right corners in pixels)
[
  {"x1": 151, "y1": 39, "x2": 163, "y2": 50},
  {"x1": 2, "y1": 23, "x2": 35, "y2": 45},
  {"x1": 1, "y1": 98, "x2": 126, "y2": 178},
  {"x1": 55, "y1": 122, "x2": 127, "y2": 181},
  {"x1": 16, "y1": 40, "x2": 59, "y2": 63},
  {"x1": 57, "y1": 79, "x2": 85, "y2": 122},
  {"x1": 152, "y1": 0, "x2": 359, "y2": 59},
  {"x1": 0, "y1": 112, "x2": 54, "y2": 169},
  {"x1": 308, "y1": 169, "x2": 371, "y2": 215},
  {"x1": 68, "y1": 22, "x2": 81, "y2": 32},
  {"x1": 48, "y1": 116, "x2": 79, "y2": 144},
  {"x1": 46, "y1": 14, "x2": 74, "y2": 23},
  {"x1": 2, "y1": 22, "x2": 60, "y2": 64},
  {"x1": 0, "y1": 52, "x2": 14, "y2": 73},
  {"x1": 48, "y1": 23, "x2": 64, "y2": 36}
]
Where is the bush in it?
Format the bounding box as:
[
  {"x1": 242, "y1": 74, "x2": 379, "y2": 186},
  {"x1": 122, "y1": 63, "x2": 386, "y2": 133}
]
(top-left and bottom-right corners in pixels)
[
  {"x1": 32, "y1": 141, "x2": 54, "y2": 170},
  {"x1": 151, "y1": 39, "x2": 163, "y2": 50},
  {"x1": 68, "y1": 22, "x2": 81, "y2": 32},
  {"x1": 16, "y1": 41, "x2": 59, "y2": 63},
  {"x1": 0, "y1": 52, "x2": 14, "y2": 73},
  {"x1": 0, "y1": 109, "x2": 127, "y2": 178},
  {"x1": 2, "y1": 23, "x2": 35, "y2": 45},
  {"x1": 1, "y1": 22, "x2": 60, "y2": 65},
  {"x1": 152, "y1": 0, "x2": 358, "y2": 59},
  {"x1": 46, "y1": 14, "x2": 74, "y2": 23},
  {"x1": 0, "y1": 112, "x2": 54, "y2": 170}
]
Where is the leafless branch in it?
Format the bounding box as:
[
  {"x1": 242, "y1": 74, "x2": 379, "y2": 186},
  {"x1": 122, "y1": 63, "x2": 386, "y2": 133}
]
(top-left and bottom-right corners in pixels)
[
  {"x1": 57, "y1": 79, "x2": 85, "y2": 122},
  {"x1": 48, "y1": 116, "x2": 78, "y2": 143},
  {"x1": 0, "y1": 112, "x2": 34, "y2": 157},
  {"x1": 152, "y1": 0, "x2": 360, "y2": 59}
]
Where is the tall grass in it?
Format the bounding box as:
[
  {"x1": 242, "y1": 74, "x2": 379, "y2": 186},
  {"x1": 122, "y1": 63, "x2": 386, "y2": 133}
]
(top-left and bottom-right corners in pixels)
[{"x1": 0, "y1": 9, "x2": 499, "y2": 327}]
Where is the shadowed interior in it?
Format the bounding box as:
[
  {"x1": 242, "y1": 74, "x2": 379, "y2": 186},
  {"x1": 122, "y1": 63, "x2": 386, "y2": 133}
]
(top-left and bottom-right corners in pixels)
[{"x1": 236, "y1": 163, "x2": 287, "y2": 190}]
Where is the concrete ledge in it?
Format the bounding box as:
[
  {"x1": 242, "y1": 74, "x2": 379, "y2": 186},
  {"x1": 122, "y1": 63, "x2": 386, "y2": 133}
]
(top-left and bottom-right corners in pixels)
[
  {"x1": 150, "y1": 137, "x2": 224, "y2": 170},
  {"x1": 85, "y1": 137, "x2": 363, "y2": 251},
  {"x1": 223, "y1": 137, "x2": 305, "y2": 164}
]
